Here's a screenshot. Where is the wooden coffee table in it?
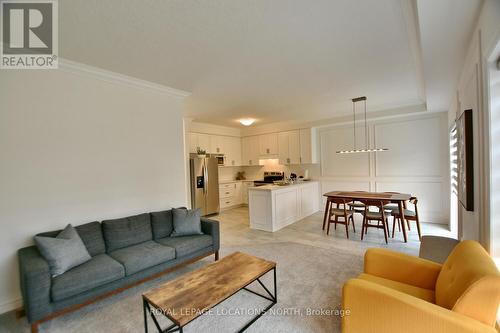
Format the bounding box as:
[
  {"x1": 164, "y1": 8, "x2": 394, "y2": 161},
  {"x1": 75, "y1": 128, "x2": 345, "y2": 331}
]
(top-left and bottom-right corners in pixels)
[{"x1": 142, "y1": 252, "x2": 277, "y2": 333}]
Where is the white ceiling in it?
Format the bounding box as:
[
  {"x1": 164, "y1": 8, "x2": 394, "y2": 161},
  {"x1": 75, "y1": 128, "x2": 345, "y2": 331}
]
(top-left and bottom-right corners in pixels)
[
  {"x1": 59, "y1": 0, "x2": 482, "y2": 127},
  {"x1": 417, "y1": 0, "x2": 482, "y2": 113}
]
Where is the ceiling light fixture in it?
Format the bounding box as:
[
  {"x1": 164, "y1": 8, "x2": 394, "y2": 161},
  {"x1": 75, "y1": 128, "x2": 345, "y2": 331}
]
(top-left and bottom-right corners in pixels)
[
  {"x1": 239, "y1": 118, "x2": 255, "y2": 126},
  {"x1": 336, "y1": 96, "x2": 389, "y2": 154}
]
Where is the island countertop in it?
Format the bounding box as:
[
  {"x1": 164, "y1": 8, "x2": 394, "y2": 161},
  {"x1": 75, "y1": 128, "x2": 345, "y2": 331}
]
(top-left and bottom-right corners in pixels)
[{"x1": 248, "y1": 180, "x2": 319, "y2": 191}]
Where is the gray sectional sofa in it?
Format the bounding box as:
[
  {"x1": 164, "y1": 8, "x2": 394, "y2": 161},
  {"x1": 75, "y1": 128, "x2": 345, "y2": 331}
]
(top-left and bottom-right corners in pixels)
[{"x1": 18, "y1": 209, "x2": 220, "y2": 333}]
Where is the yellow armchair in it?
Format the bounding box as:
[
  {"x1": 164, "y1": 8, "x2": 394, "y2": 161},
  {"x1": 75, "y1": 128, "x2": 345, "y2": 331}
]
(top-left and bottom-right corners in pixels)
[{"x1": 342, "y1": 240, "x2": 500, "y2": 333}]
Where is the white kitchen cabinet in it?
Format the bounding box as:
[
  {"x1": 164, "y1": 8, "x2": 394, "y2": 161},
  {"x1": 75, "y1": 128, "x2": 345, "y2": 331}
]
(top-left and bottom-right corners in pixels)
[
  {"x1": 259, "y1": 133, "x2": 278, "y2": 156},
  {"x1": 198, "y1": 134, "x2": 211, "y2": 154},
  {"x1": 188, "y1": 132, "x2": 198, "y2": 153},
  {"x1": 241, "y1": 181, "x2": 253, "y2": 204},
  {"x1": 278, "y1": 130, "x2": 300, "y2": 164},
  {"x1": 219, "y1": 181, "x2": 243, "y2": 210},
  {"x1": 225, "y1": 136, "x2": 241, "y2": 166},
  {"x1": 189, "y1": 133, "x2": 211, "y2": 154},
  {"x1": 242, "y1": 136, "x2": 260, "y2": 166},
  {"x1": 190, "y1": 132, "x2": 243, "y2": 166},
  {"x1": 299, "y1": 128, "x2": 318, "y2": 164},
  {"x1": 248, "y1": 181, "x2": 319, "y2": 232},
  {"x1": 234, "y1": 182, "x2": 242, "y2": 202},
  {"x1": 209, "y1": 135, "x2": 225, "y2": 154}
]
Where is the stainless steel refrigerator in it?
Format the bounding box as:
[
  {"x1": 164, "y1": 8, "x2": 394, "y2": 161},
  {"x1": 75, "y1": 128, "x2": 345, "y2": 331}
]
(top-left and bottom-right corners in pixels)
[{"x1": 190, "y1": 155, "x2": 220, "y2": 216}]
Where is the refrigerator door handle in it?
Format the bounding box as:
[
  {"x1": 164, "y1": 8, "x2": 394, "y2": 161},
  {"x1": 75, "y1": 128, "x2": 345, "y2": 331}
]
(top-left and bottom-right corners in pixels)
[{"x1": 204, "y1": 161, "x2": 208, "y2": 196}]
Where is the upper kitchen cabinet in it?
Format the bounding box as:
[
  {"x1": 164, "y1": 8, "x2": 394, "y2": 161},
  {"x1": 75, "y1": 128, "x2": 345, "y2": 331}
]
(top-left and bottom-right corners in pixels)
[
  {"x1": 224, "y1": 136, "x2": 242, "y2": 166},
  {"x1": 209, "y1": 135, "x2": 225, "y2": 154},
  {"x1": 299, "y1": 128, "x2": 318, "y2": 164},
  {"x1": 242, "y1": 136, "x2": 260, "y2": 166},
  {"x1": 259, "y1": 133, "x2": 278, "y2": 156},
  {"x1": 189, "y1": 132, "x2": 211, "y2": 154},
  {"x1": 278, "y1": 130, "x2": 300, "y2": 164},
  {"x1": 188, "y1": 132, "x2": 198, "y2": 154}
]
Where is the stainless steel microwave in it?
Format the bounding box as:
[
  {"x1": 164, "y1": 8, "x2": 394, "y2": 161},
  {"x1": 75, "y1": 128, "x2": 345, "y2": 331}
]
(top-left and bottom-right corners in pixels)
[{"x1": 214, "y1": 154, "x2": 225, "y2": 165}]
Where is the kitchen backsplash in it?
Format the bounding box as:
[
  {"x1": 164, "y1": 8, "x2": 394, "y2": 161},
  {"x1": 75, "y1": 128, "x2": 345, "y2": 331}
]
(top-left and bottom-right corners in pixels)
[{"x1": 218, "y1": 160, "x2": 320, "y2": 182}]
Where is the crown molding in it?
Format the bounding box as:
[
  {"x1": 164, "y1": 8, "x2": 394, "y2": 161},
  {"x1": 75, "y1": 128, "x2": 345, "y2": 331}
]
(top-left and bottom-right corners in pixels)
[
  {"x1": 400, "y1": 0, "x2": 426, "y2": 104},
  {"x1": 58, "y1": 58, "x2": 191, "y2": 99}
]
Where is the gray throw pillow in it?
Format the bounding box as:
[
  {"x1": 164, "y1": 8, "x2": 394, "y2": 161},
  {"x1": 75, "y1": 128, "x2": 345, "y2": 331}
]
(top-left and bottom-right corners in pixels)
[
  {"x1": 170, "y1": 208, "x2": 203, "y2": 237},
  {"x1": 34, "y1": 224, "x2": 91, "y2": 277}
]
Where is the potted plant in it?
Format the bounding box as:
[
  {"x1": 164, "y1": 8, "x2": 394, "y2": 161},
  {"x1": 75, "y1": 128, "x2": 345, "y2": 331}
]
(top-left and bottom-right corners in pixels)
[{"x1": 196, "y1": 147, "x2": 206, "y2": 158}]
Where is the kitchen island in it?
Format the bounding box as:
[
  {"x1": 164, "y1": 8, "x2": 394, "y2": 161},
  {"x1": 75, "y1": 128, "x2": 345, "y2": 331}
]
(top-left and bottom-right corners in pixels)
[{"x1": 248, "y1": 181, "x2": 320, "y2": 232}]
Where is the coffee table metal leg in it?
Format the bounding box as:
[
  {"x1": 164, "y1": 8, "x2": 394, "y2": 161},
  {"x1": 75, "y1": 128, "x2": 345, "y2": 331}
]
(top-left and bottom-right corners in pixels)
[
  {"x1": 274, "y1": 266, "x2": 277, "y2": 302},
  {"x1": 143, "y1": 299, "x2": 148, "y2": 333},
  {"x1": 144, "y1": 299, "x2": 182, "y2": 333},
  {"x1": 238, "y1": 267, "x2": 277, "y2": 332}
]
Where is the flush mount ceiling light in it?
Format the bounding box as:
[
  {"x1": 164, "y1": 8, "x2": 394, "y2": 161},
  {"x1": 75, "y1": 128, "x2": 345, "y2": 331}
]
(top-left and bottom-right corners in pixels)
[
  {"x1": 336, "y1": 96, "x2": 389, "y2": 154},
  {"x1": 239, "y1": 118, "x2": 255, "y2": 126}
]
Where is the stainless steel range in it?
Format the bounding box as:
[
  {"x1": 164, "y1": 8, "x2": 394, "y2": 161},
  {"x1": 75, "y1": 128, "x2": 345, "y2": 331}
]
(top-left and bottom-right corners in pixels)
[{"x1": 253, "y1": 172, "x2": 284, "y2": 186}]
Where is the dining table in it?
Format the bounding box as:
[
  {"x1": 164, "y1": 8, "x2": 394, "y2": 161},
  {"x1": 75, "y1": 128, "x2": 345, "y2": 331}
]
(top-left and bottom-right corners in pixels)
[{"x1": 322, "y1": 191, "x2": 413, "y2": 242}]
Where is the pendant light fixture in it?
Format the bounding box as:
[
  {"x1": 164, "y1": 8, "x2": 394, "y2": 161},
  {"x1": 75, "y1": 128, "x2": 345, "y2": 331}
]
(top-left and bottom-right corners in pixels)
[{"x1": 336, "y1": 96, "x2": 389, "y2": 154}]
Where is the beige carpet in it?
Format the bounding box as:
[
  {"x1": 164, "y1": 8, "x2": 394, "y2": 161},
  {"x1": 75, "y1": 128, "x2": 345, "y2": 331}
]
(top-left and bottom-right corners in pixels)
[{"x1": 2, "y1": 242, "x2": 363, "y2": 333}]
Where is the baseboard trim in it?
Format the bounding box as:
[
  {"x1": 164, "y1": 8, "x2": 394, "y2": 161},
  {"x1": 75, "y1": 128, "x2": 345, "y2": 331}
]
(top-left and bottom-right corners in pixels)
[{"x1": 0, "y1": 298, "x2": 22, "y2": 315}]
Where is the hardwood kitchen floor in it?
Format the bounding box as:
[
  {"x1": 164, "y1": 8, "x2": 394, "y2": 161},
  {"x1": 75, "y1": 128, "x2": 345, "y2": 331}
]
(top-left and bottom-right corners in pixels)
[{"x1": 214, "y1": 206, "x2": 453, "y2": 257}]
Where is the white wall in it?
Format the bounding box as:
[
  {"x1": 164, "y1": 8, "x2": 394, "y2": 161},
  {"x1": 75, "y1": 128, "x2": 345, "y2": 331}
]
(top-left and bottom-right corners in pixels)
[
  {"x1": 448, "y1": 0, "x2": 500, "y2": 249},
  {"x1": 0, "y1": 64, "x2": 188, "y2": 313},
  {"x1": 490, "y1": 62, "x2": 500, "y2": 260},
  {"x1": 318, "y1": 112, "x2": 450, "y2": 224}
]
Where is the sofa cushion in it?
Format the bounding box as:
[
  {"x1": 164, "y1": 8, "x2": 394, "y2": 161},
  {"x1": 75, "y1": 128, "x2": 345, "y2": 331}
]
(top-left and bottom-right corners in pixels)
[
  {"x1": 109, "y1": 241, "x2": 175, "y2": 275},
  {"x1": 74, "y1": 222, "x2": 106, "y2": 256},
  {"x1": 102, "y1": 213, "x2": 152, "y2": 252},
  {"x1": 171, "y1": 208, "x2": 203, "y2": 237},
  {"x1": 151, "y1": 210, "x2": 173, "y2": 239},
  {"x1": 51, "y1": 254, "x2": 125, "y2": 302},
  {"x1": 37, "y1": 221, "x2": 106, "y2": 257},
  {"x1": 357, "y1": 273, "x2": 435, "y2": 303},
  {"x1": 35, "y1": 224, "x2": 92, "y2": 277},
  {"x1": 156, "y1": 234, "x2": 213, "y2": 258}
]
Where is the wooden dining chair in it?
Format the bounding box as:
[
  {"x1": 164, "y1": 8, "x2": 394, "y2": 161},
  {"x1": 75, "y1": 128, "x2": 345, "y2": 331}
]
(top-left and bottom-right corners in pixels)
[
  {"x1": 382, "y1": 191, "x2": 411, "y2": 231},
  {"x1": 391, "y1": 196, "x2": 422, "y2": 241},
  {"x1": 327, "y1": 198, "x2": 356, "y2": 238},
  {"x1": 347, "y1": 191, "x2": 367, "y2": 216},
  {"x1": 360, "y1": 199, "x2": 391, "y2": 244}
]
